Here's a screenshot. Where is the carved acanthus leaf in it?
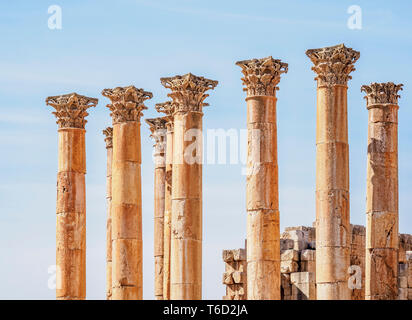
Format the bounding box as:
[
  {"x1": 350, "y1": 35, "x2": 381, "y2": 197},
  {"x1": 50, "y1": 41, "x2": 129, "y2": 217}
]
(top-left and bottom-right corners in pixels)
[
  {"x1": 102, "y1": 127, "x2": 113, "y2": 149},
  {"x1": 155, "y1": 101, "x2": 175, "y2": 125},
  {"x1": 102, "y1": 86, "x2": 152, "y2": 123},
  {"x1": 306, "y1": 44, "x2": 360, "y2": 86},
  {"x1": 160, "y1": 73, "x2": 218, "y2": 113},
  {"x1": 46, "y1": 93, "x2": 98, "y2": 129},
  {"x1": 236, "y1": 56, "x2": 288, "y2": 96},
  {"x1": 361, "y1": 82, "x2": 403, "y2": 106}
]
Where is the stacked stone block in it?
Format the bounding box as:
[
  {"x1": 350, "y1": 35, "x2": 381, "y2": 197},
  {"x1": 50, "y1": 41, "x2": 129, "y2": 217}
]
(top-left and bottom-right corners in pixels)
[
  {"x1": 399, "y1": 234, "x2": 412, "y2": 263},
  {"x1": 280, "y1": 227, "x2": 316, "y2": 300},
  {"x1": 223, "y1": 226, "x2": 412, "y2": 300},
  {"x1": 222, "y1": 248, "x2": 247, "y2": 300},
  {"x1": 398, "y1": 251, "x2": 412, "y2": 300}
]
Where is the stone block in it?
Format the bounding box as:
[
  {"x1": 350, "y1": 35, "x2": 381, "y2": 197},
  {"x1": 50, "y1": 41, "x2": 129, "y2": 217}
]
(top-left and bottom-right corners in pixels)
[
  {"x1": 280, "y1": 239, "x2": 294, "y2": 250},
  {"x1": 281, "y1": 249, "x2": 299, "y2": 262},
  {"x1": 399, "y1": 263, "x2": 408, "y2": 277},
  {"x1": 233, "y1": 249, "x2": 246, "y2": 261},
  {"x1": 301, "y1": 261, "x2": 316, "y2": 273},
  {"x1": 281, "y1": 260, "x2": 299, "y2": 273},
  {"x1": 406, "y1": 251, "x2": 412, "y2": 261},
  {"x1": 281, "y1": 229, "x2": 308, "y2": 250},
  {"x1": 223, "y1": 250, "x2": 234, "y2": 262},
  {"x1": 301, "y1": 249, "x2": 316, "y2": 261},
  {"x1": 232, "y1": 271, "x2": 246, "y2": 284},
  {"x1": 398, "y1": 288, "x2": 408, "y2": 300},
  {"x1": 291, "y1": 282, "x2": 316, "y2": 300},
  {"x1": 222, "y1": 272, "x2": 233, "y2": 285},
  {"x1": 398, "y1": 276, "x2": 408, "y2": 289},
  {"x1": 290, "y1": 272, "x2": 315, "y2": 284}
]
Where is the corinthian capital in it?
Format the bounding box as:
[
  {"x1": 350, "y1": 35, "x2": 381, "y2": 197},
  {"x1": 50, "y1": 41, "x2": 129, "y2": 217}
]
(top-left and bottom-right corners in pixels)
[
  {"x1": 146, "y1": 117, "x2": 167, "y2": 154},
  {"x1": 102, "y1": 127, "x2": 113, "y2": 149},
  {"x1": 361, "y1": 82, "x2": 403, "y2": 107},
  {"x1": 46, "y1": 93, "x2": 98, "y2": 129},
  {"x1": 102, "y1": 86, "x2": 153, "y2": 123},
  {"x1": 306, "y1": 44, "x2": 360, "y2": 86},
  {"x1": 160, "y1": 73, "x2": 218, "y2": 113},
  {"x1": 236, "y1": 56, "x2": 288, "y2": 96}
]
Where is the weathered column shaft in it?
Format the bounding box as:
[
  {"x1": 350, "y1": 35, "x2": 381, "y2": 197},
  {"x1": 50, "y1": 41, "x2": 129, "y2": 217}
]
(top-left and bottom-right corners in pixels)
[
  {"x1": 306, "y1": 44, "x2": 359, "y2": 300},
  {"x1": 156, "y1": 101, "x2": 175, "y2": 300},
  {"x1": 146, "y1": 118, "x2": 167, "y2": 300},
  {"x1": 103, "y1": 127, "x2": 113, "y2": 300},
  {"x1": 236, "y1": 57, "x2": 288, "y2": 300},
  {"x1": 163, "y1": 122, "x2": 173, "y2": 300},
  {"x1": 46, "y1": 93, "x2": 97, "y2": 300},
  {"x1": 161, "y1": 73, "x2": 217, "y2": 300},
  {"x1": 103, "y1": 86, "x2": 152, "y2": 300},
  {"x1": 362, "y1": 82, "x2": 403, "y2": 300}
]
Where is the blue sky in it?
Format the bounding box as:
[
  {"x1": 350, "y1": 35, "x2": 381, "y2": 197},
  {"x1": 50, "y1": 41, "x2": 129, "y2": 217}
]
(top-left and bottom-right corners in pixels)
[{"x1": 0, "y1": 0, "x2": 411, "y2": 299}]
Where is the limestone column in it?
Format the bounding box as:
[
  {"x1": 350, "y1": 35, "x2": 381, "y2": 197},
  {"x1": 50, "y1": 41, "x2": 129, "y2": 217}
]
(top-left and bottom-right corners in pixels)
[
  {"x1": 146, "y1": 117, "x2": 167, "y2": 300},
  {"x1": 306, "y1": 44, "x2": 360, "y2": 300},
  {"x1": 46, "y1": 93, "x2": 98, "y2": 300},
  {"x1": 156, "y1": 101, "x2": 176, "y2": 300},
  {"x1": 236, "y1": 57, "x2": 288, "y2": 300},
  {"x1": 103, "y1": 127, "x2": 113, "y2": 300},
  {"x1": 361, "y1": 82, "x2": 403, "y2": 300},
  {"x1": 102, "y1": 86, "x2": 152, "y2": 300},
  {"x1": 160, "y1": 73, "x2": 218, "y2": 300}
]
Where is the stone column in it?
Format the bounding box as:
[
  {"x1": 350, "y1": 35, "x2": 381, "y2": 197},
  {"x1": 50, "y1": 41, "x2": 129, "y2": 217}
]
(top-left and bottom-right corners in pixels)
[
  {"x1": 236, "y1": 56, "x2": 288, "y2": 300},
  {"x1": 156, "y1": 101, "x2": 176, "y2": 300},
  {"x1": 306, "y1": 44, "x2": 360, "y2": 300},
  {"x1": 46, "y1": 93, "x2": 98, "y2": 300},
  {"x1": 160, "y1": 73, "x2": 218, "y2": 300},
  {"x1": 146, "y1": 117, "x2": 167, "y2": 300},
  {"x1": 103, "y1": 127, "x2": 113, "y2": 300},
  {"x1": 102, "y1": 86, "x2": 152, "y2": 300},
  {"x1": 361, "y1": 82, "x2": 403, "y2": 300}
]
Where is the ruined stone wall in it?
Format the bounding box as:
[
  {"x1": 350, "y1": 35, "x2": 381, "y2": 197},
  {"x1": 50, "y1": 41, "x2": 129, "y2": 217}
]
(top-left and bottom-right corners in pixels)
[
  {"x1": 398, "y1": 251, "x2": 412, "y2": 300},
  {"x1": 222, "y1": 248, "x2": 247, "y2": 300},
  {"x1": 280, "y1": 226, "x2": 316, "y2": 300},
  {"x1": 223, "y1": 226, "x2": 412, "y2": 300}
]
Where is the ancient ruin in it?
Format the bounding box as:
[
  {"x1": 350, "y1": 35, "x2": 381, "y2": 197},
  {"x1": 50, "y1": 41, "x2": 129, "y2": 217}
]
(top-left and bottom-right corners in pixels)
[
  {"x1": 362, "y1": 82, "x2": 403, "y2": 299},
  {"x1": 146, "y1": 117, "x2": 167, "y2": 300},
  {"x1": 46, "y1": 44, "x2": 411, "y2": 301},
  {"x1": 160, "y1": 73, "x2": 218, "y2": 300},
  {"x1": 306, "y1": 44, "x2": 360, "y2": 300},
  {"x1": 103, "y1": 127, "x2": 113, "y2": 300},
  {"x1": 155, "y1": 101, "x2": 176, "y2": 300},
  {"x1": 46, "y1": 92, "x2": 98, "y2": 300},
  {"x1": 102, "y1": 86, "x2": 152, "y2": 300},
  {"x1": 223, "y1": 226, "x2": 412, "y2": 300},
  {"x1": 236, "y1": 56, "x2": 288, "y2": 300}
]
